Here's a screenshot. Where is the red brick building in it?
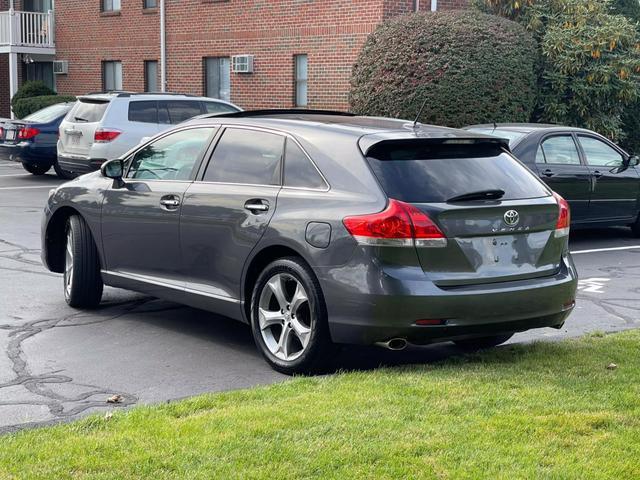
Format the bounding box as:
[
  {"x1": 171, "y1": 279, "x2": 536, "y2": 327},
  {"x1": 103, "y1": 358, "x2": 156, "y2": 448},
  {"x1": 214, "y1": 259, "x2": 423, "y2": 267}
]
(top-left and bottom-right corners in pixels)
[{"x1": 1, "y1": 0, "x2": 468, "y2": 117}]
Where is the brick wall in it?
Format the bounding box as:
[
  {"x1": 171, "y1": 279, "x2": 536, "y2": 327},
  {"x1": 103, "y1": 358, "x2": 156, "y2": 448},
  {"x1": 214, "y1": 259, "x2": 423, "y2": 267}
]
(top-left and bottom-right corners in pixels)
[{"x1": 54, "y1": 0, "x2": 468, "y2": 111}]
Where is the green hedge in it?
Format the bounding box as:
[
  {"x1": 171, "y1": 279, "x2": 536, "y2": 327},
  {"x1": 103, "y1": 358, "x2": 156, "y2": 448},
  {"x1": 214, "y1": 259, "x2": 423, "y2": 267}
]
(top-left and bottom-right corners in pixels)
[
  {"x1": 13, "y1": 95, "x2": 76, "y2": 119},
  {"x1": 349, "y1": 11, "x2": 538, "y2": 127}
]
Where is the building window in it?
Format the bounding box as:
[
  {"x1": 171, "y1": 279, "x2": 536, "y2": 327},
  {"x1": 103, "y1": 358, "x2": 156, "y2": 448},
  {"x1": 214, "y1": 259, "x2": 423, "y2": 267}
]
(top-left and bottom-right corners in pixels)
[
  {"x1": 294, "y1": 54, "x2": 308, "y2": 107},
  {"x1": 144, "y1": 60, "x2": 158, "y2": 92},
  {"x1": 204, "y1": 57, "x2": 231, "y2": 102},
  {"x1": 143, "y1": 0, "x2": 157, "y2": 8},
  {"x1": 102, "y1": 61, "x2": 123, "y2": 91},
  {"x1": 102, "y1": 0, "x2": 121, "y2": 11}
]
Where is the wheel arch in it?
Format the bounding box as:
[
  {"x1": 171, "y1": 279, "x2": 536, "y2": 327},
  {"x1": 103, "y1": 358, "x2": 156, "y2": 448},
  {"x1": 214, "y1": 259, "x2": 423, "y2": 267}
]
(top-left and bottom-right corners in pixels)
[{"x1": 44, "y1": 206, "x2": 99, "y2": 273}]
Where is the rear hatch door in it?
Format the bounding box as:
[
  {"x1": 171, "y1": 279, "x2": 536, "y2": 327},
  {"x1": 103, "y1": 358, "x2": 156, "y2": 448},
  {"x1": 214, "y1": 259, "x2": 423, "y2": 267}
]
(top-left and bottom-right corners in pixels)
[
  {"x1": 362, "y1": 136, "x2": 563, "y2": 287},
  {"x1": 59, "y1": 97, "x2": 110, "y2": 156}
]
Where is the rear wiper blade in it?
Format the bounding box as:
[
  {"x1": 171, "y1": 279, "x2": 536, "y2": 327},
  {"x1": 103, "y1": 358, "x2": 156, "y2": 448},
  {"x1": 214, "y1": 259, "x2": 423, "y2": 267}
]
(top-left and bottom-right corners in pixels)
[
  {"x1": 447, "y1": 189, "x2": 505, "y2": 203},
  {"x1": 74, "y1": 116, "x2": 89, "y2": 122}
]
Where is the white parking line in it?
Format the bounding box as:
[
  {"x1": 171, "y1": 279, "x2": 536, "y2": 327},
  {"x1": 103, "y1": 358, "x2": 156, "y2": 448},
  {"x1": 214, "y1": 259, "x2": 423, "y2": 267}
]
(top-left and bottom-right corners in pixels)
[
  {"x1": 571, "y1": 245, "x2": 640, "y2": 255},
  {"x1": 0, "y1": 174, "x2": 30, "y2": 178},
  {"x1": 0, "y1": 185, "x2": 54, "y2": 190}
]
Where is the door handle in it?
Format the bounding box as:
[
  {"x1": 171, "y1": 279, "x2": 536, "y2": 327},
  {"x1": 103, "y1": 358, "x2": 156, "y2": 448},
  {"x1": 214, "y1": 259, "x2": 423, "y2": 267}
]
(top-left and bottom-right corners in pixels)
[
  {"x1": 541, "y1": 169, "x2": 554, "y2": 177},
  {"x1": 160, "y1": 195, "x2": 181, "y2": 210},
  {"x1": 244, "y1": 200, "x2": 269, "y2": 213},
  {"x1": 593, "y1": 170, "x2": 603, "y2": 179}
]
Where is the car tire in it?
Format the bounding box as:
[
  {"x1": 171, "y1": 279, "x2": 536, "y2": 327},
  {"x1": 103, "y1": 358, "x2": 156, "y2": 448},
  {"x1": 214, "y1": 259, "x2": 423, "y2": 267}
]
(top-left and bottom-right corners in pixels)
[
  {"x1": 631, "y1": 215, "x2": 640, "y2": 237},
  {"x1": 453, "y1": 333, "x2": 514, "y2": 351},
  {"x1": 64, "y1": 215, "x2": 103, "y2": 308},
  {"x1": 22, "y1": 162, "x2": 50, "y2": 175},
  {"x1": 53, "y1": 161, "x2": 76, "y2": 180},
  {"x1": 250, "y1": 257, "x2": 334, "y2": 375}
]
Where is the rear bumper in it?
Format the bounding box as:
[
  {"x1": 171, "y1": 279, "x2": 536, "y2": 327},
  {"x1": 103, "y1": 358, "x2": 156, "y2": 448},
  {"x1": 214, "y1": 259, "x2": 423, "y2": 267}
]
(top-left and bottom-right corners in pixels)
[
  {"x1": 319, "y1": 254, "x2": 578, "y2": 345},
  {"x1": 57, "y1": 154, "x2": 107, "y2": 174},
  {"x1": 0, "y1": 142, "x2": 55, "y2": 165}
]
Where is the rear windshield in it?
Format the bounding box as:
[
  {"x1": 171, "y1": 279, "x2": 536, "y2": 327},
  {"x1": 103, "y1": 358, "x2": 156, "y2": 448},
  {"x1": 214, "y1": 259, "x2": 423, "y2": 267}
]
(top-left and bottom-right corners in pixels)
[
  {"x1": 24, "y1": 103, "x2": 72, "y2": 123},
  {"x1": 66, "y1": 99, "x2": 110, "y2": 123},
  {"x1": 366, "y1": 141, "x2": 549, "y2": 203}
]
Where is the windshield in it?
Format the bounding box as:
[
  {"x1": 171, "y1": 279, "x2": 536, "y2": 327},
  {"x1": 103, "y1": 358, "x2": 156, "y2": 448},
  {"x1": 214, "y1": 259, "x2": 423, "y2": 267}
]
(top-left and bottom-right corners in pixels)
[
  {"x1": 366, "y1": 141, "x2": 549, "y2": 203},
  {"x1": 466, "y1": 128, "x2": 527, "y2": 146},
  {"x1": 24, "y1": 103, "x2": 73, "y2": 123}
]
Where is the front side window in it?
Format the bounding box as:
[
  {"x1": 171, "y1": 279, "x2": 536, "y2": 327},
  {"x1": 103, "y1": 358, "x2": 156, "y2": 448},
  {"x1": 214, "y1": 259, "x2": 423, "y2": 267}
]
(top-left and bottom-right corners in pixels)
[
  {"x1": 204, "y1": 57, "x2": 231, "y2": 102},
  {"x1": 127, "y1": 128, "x2": 214, "y2": 180},
  {"x1": 203, "y1": 128, "x2": 284, "y2": 185},
  {"x1": 578, "y1": 135, "x2": 624, "y2": 168},
  {"x1": 284, "y1": 138, "x2": 326, "y2": 189},
  {"x1": 144, "y1": 60, "x2": 158, "y2": 92},
  {"x1": 294, "y1": 54, "x2": 308, "y2": 107},
  {"x1": 158, "y1": 100, "x2": 203, "y2": 124},
  {"x1": 540, "y1": 135, "x2": 581, "y2": 165},
  {"x1": 102, "y1": 0, "x2": 121, "y2": 12},
  {"x1": 102, "y1": 61, "x2": 123, "y2": 91}
]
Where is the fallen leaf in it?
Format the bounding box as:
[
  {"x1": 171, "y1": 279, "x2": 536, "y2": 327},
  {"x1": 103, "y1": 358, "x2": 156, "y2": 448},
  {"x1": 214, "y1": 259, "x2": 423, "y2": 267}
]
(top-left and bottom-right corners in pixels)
[
  {"x1": 606, "y1": 363, "x2": 618, "y2": 370},
  {"x1": 107, "y1": 394, "x2": 123, "y2": 404},
  {"x1": 104, "y1": 411, "x2": 113, "y2": 420}
]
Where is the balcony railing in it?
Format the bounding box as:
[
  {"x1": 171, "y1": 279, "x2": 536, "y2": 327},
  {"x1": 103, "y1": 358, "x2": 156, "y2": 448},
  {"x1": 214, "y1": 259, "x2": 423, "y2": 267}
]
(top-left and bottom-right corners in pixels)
[{"x1": 0, "y1": 10, "x2": 54, "y2": 48}]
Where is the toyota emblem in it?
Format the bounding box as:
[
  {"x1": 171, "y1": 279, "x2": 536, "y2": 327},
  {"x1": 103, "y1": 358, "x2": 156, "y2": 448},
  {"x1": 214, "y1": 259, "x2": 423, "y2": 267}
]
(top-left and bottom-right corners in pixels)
[{"x1": 503, "y1": 210, "x2": 520, "y2": 227}]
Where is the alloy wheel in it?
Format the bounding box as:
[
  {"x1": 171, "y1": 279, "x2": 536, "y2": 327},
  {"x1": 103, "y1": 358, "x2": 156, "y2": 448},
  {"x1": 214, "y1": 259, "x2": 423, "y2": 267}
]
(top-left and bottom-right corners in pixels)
[{"x1": 258, "y1": 273, "x2": 313, "y2": 362}]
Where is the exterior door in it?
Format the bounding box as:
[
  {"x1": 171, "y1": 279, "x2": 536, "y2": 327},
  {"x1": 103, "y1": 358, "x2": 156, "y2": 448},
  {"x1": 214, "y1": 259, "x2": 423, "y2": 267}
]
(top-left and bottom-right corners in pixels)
[
  {"x1": 101, "y1": 127, "x2": 216, "y2": 291},
  {"x1": 179, "y1": 127, "x2": 284, "y2": 317},
  {"x1": 535, "y1": 134, "x2": 592, "y2": 222},
  {"x1": 577, "y1": 134, "x2": 640, "y2": 221}
]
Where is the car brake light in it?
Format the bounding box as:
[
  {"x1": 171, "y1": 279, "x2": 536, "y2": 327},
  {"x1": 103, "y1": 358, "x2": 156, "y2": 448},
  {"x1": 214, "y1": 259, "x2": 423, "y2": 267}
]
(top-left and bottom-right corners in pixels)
[
  {"x1": 94, "y1": 128, "x2": 122, "y2": 143},
  {"x1": 553, "y1": 191, "x2": 570, "y2": 238},
  {"x1": 17, "y1": 126, "x2": 40, "y2": 140},
  {"x1": 0, "y1": 127, "x2": 4, "y2": 138},
  {"x1": 343, "y1": 199, "x2": 447, "y2": 247}
]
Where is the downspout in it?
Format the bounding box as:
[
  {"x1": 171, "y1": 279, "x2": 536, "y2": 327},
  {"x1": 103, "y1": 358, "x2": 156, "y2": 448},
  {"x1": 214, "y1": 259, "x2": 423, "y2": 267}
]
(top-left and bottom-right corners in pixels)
[
  {"x1": 431, "y1": 0, "x2": 437, "y2": 11},
  {"x1": 414, "y1": 0, "x2": 420, "y2": 11},
  {"x1": 160, "y1": 0, "x2": 166, "y2": 92}
]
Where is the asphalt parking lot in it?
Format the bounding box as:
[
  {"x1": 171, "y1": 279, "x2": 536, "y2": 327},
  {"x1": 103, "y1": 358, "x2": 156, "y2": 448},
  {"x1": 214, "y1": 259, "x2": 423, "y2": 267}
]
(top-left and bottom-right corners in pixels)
[{"x1": 1, "y1": 158, "x2": 639, "y2": 433}]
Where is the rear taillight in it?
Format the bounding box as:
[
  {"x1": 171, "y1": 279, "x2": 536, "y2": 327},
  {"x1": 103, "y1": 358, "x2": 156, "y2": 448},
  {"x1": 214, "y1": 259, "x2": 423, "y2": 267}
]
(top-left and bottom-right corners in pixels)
[
  {"x1": 94, "y1": 128, "x2": 122, "y2": 143},
  {"x1": 553, "y1": 192, "x2": 570, "y2": 238},
  {"x1": 0, "y1": 127, "x2": 4, "y2": 138},
  {"x1": 17, "y1": 126, "x2": 40, "y2": 140},
  {"x1": 343, "y1": 199, "x2": 447, "y2": 248}
]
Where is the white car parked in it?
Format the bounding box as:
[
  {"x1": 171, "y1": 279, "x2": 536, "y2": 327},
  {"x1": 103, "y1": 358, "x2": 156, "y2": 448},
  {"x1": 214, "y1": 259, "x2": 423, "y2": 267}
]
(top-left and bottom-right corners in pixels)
[{"x1": 56, "y1": 92, "x2": 241, "y2": 178}]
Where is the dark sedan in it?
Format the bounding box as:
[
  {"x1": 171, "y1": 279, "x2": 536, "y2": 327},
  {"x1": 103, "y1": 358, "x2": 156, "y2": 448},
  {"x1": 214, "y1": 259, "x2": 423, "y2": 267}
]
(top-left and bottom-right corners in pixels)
[
  {"x1": 0, "y1": 102, "x2": 74, "y2": 177},
  {"x1": 465, "y1": 124, "x2": 640, "y2": 235}
]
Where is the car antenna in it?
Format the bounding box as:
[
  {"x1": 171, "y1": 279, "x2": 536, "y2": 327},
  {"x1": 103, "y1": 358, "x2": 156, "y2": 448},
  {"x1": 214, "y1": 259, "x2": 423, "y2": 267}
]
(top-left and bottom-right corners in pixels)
[{"x1": 413, "y1": 97, "x2": 429, "y2": 129}]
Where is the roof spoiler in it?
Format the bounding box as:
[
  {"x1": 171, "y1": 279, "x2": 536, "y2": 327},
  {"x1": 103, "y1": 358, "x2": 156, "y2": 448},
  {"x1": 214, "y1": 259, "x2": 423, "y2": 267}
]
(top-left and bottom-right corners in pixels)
[{"x1": 360, "y1": 136, "x2": 512, "y2": 158}]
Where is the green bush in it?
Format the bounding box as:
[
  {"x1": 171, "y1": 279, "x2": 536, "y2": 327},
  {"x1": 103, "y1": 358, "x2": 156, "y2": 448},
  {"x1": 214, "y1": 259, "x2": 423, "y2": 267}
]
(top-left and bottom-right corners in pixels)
[
  {"x1": 10, "y1": 80, "x2": 55, "y2": 108},
  {"x1": 349, "y1": 11, "x2": 538, "y2": 128},
  {"x1": 474, "y1": 0, "x2": 640, "y2": 140},
  {"x1": 12, "y1": 95, "x2": 76, "y2": 119}
]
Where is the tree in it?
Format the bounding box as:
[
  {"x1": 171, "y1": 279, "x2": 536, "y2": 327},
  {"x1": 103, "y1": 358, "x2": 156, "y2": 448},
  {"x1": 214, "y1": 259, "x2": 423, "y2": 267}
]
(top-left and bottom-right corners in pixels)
[
  {"x1": 475, "y1": 0, "x2": 640, "y2": 140},
  {"x1": 349, "y1": 11, "x2": 538, "y2": 127}
]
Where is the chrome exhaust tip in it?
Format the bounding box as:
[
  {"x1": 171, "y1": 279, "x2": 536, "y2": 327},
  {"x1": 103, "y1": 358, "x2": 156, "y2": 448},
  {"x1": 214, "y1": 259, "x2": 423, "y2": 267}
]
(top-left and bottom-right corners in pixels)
[{"x1": 375, "y1": 338, "x2": 408, "y2": 351}]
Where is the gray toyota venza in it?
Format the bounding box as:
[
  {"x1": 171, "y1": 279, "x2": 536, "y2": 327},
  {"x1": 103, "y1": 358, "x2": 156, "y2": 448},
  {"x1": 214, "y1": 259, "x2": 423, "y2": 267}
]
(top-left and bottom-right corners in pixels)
[{"x1": 41, "y1": 111, "x2": 578, "y2": 374}]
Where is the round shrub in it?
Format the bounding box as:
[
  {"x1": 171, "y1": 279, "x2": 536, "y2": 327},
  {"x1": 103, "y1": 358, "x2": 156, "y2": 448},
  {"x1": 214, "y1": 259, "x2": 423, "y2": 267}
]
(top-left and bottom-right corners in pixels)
[
  {"x1": 13, "y1": 95, "x2": 76, "y2": 119},
  {"x1": 349, "y1": 11, "x2": 538, "y2": 127},
  {"x1": 11, "y1": 81, "x2": 55, "y2": 106}
]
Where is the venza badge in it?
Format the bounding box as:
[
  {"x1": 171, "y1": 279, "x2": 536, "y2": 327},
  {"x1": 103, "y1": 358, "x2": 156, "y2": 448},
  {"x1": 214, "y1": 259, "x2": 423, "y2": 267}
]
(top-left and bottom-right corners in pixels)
[{"x1": 503, "y1": 210, "x2": 520, "y2": 227}]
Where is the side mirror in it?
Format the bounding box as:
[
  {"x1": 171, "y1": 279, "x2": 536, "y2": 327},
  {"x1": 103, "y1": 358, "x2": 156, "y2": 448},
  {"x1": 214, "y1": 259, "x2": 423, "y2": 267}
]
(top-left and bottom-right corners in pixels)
[
  {"x1": 101, "y1": 159, "x2": 125, "y2": 188},
  {"x1": 629, "y1": 155, "x2": 640, "y2": 167},
  {"x1": 101, "y1": 159, "x2": 124, "y2": 179}
]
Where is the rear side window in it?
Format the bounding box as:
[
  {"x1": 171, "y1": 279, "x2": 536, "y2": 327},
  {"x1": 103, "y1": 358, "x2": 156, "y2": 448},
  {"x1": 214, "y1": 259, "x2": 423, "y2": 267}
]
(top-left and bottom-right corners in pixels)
[
  {"x1": 158, "y1": 100, "x2": 203, "y2": 124},
  {"x1": 203, "y1": 101, "x2": 239, "y2": 115},
  {"x1": 128, "y1": 101, "x2": 158, "y2": 123},
  {"x1": 284, "y1": 139, "x2": 326, "y2": 189},
  {"x1": 66, "y1": 100, "x2": 109, "y2": 123},
  {"x1": 203, "y1": 128, "x2": 284, "y2": 185},
  {"x1": 540, "y1": 135, "x2": 581, "y2": 165},
  {"x1": 365, "y1": 141, "x2": 549, "y2": 203}
]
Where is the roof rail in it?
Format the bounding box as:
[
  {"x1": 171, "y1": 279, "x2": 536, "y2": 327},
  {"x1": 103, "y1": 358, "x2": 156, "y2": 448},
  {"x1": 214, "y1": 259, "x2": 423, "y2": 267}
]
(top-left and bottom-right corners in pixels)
[
  {"x1": 203, "y1": 109, "x2": 356, "y2": 119},
  {"x1": 82, "y1": 91, "x2": 198, "y2": 98}
]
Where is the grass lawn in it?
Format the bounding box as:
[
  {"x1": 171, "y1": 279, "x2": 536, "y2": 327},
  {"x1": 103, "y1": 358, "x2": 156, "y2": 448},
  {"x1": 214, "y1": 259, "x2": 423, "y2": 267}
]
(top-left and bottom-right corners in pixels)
[{"x1": 2, "y1": 330, "x2": 640, "y2": 480}]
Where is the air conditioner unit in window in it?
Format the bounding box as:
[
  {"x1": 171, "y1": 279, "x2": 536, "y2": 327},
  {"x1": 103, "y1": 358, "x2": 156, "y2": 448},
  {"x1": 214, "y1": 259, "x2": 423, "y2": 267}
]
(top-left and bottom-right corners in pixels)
[
  {"x1": 232, "y1": 55, "x2": 254, "y2": 74},
  {"x1": 53, "y1": 60, "x2": 69, "y2": 75}
]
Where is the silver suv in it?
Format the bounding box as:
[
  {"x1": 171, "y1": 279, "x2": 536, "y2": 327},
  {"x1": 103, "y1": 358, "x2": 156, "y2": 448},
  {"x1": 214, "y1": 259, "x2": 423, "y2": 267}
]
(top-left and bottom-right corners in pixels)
[{"x1": 56, "y1": 92, "x2": 240, "y2": 178}]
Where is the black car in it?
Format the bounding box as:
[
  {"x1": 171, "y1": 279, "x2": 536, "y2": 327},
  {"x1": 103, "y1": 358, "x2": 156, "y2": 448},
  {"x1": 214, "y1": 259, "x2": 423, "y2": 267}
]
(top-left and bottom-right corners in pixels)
[
  {"x1": 0, "y1": 102, "x2": 74, "y2": 177},
  {"x1": 42, "y1": 111, "x2": 577, "y2": 374},
  {"x1": 465, "y1": 124, "x2": 640, "y2": 234}
]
